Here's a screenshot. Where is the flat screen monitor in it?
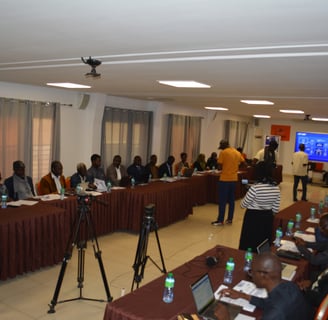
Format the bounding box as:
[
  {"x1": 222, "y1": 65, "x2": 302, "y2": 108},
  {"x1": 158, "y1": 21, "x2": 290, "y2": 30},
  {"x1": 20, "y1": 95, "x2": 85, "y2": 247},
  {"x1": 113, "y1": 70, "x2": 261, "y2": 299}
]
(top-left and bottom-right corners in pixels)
[{"x1": 295, "y1": 131, "x2": 328, "y2": 162}]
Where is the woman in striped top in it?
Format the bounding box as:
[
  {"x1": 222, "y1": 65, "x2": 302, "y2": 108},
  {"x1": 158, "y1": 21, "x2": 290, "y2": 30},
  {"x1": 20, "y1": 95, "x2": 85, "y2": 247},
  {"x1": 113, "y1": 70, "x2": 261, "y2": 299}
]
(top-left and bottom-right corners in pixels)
[{"x1": 238, "y1": 161, "x2": 281, "y2": 252}]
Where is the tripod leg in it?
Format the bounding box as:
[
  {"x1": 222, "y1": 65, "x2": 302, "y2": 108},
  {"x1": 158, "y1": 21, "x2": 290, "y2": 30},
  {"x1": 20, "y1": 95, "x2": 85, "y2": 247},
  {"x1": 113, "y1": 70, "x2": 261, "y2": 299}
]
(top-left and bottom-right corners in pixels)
[
  {"x1": 85, "y1": 208, "x2": 113, "y2": 302},
  {"x1": 77, "y1": 241, "x2": 86, "y2": 292},
  {"x1": 153, "y1": 227, "x2": 167, "y2": 274},
  {"x1": 131, "y1": 220, "x2": 151, "y2": 291},
  {"x1": 93, "y1": 244, "x2": 113, "y2": 302},
  {"x1": 47, "y1": 253, "x2": 71, "y2": 313}
]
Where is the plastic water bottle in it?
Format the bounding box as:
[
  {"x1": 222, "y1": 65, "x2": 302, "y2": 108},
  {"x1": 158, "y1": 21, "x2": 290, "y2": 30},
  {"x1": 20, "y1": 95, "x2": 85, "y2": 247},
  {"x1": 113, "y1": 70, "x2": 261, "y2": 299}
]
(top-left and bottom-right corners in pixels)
[
  {"x1": 243, "y1": 248, "x2": 253, "y2": 273},
  {"x1": 286, "y1": 220, "x2": 294, "y2": 237},
  {"x1": 148, "y1": 174, "x2": 152, "y2": 183},
  {"x1": 310, "y1": 206, "x2": 316, "y2": 220},
  {"x1": 1, "y1": 194, "x2": 8, "y2": 209},
  {"x1": 76, "y1": 183, "x2": 83, "y2": 195},
  {"x1": 223, "y1": 257, "x2": 235, "y2": 284},
  {"x1": 318, "y1": 201, "x2": 324, "y2": 216},
  {"x1": 107, "y1": 181, "x2": 112, "y2": 193},
  {"x1": 60, "y1": 187, "x2": 65, "y2": 200},
  {"x1": 295, "y1": 212, "x2": 302, "y2": 229},
  {"x1": 177, "y1": 171, "x2": 181, "y2": 179},
  {"x1": 131, "y1": 177, "x2": 135, "y2": 188},
  {"x1": 163, "y1": 272, "x2": 175, "y2": 303},
  {"x1": 193, "y1": 168, "x2": 198, "y2": 175},
  {"x1": 163, "y1": 173, "x2": 167, "y2": 182},
  {"x1": 274, "y1": 228, "x2": 283, "y2": 247}
]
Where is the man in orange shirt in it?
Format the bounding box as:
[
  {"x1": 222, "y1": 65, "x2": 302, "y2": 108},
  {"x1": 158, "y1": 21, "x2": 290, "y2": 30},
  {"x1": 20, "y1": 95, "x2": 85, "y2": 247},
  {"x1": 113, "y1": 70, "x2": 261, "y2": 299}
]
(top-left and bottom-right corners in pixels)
[{"x1": 212, "y1": 139, "x2": 245, "y2": 226}]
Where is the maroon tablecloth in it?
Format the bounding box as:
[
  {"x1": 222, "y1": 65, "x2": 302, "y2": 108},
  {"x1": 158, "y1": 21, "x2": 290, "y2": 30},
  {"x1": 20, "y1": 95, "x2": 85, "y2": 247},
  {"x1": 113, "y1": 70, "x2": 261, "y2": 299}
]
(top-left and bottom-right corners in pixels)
[
  {"x1": 0, "y1": 203, "x2": 67, "y2": 280},
  {"x1": 103, "y1": 245, "x2": 309, "y2": 320}
]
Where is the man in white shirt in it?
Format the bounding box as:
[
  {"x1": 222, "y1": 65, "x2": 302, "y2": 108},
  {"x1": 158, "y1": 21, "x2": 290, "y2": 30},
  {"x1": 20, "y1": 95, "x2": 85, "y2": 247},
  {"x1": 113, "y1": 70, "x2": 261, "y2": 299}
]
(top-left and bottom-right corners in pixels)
[{"x1": 292, "y1": 143, "x2": 309, "y2": 201}]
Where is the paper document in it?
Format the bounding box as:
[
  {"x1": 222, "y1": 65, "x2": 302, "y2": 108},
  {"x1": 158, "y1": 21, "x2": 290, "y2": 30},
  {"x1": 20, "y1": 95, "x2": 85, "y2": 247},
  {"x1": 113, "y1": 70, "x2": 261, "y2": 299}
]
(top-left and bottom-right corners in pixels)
[
  {"x1": 7, "y1": 200, "x2": 39, "y2": 206},
  {"x1": 94, "y1": 178, "x2": 107, "y2": 192},
  {"x1": 215, "y1": 281, "x2": 267, "y2": 313},
  {"x1": 294, "y1": 231, "x2": 315, "y2": 243},
  {"x1": 39, "y1": 194, "x2": 62, "y2": 201},
  {"x1": 281, "y1": 263, "x2": 297, "y2": 281},
  {"x1": 306, "y1": 218, "x2": 319, "y2": 224},
  {"x1": 305, "y1": 227, "x2": 315, "y2": 233},
  {"x1": 279, "y1": 240, "x2": 300, "y2": 253}
]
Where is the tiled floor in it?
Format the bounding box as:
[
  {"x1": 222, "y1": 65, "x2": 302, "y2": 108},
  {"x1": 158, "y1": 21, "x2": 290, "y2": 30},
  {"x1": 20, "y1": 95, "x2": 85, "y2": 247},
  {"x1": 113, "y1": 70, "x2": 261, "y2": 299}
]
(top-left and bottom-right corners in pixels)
[{"x1": 1, "y1": 175, "x2": 327, "y2": 319}]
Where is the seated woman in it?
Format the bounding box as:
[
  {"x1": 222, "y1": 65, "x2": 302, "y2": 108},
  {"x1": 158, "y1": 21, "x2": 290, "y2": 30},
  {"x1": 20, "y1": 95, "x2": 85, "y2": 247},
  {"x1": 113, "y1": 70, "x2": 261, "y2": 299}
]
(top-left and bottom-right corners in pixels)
[
  {"x1": 238, "y1": 161, "x2": 280, "y2": 252},
  {"x1": 193, "y1": 153, "x2": 206, "y2": 171}
]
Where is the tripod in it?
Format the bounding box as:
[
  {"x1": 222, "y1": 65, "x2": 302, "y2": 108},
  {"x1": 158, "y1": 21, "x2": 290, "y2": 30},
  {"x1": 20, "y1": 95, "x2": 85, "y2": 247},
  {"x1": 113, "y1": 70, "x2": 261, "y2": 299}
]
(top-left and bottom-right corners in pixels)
[
  {"x1": 48, "y1": 194, "x2": 112, "y2": 313},
  {"x1": 131, "y1": 204, "x2": 166, "y2": 291}
]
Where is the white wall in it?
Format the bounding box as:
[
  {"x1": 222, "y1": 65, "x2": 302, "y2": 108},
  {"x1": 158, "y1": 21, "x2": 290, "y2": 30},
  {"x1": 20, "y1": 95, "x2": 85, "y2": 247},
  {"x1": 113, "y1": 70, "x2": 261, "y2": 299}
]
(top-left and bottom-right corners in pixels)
[{"x1": 2, "y1": 81, "x2": 327, "y2": 178}]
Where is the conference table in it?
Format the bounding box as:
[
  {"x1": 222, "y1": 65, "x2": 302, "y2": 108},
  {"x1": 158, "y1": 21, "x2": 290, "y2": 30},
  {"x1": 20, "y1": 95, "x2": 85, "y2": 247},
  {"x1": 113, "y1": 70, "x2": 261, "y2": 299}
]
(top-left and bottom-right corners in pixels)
[
  {"x1": 103, "y1": 245, "x2": 309, "y2": 320},
  {"x1": 273, "y1": 200, "x2": 321, "y2": 236},
  {"x1": 0, "y1": 172, "x2": 250, "y2": 281},
  {"x1": 0, "y1": 203, "x2": 68, "y2": 280}
]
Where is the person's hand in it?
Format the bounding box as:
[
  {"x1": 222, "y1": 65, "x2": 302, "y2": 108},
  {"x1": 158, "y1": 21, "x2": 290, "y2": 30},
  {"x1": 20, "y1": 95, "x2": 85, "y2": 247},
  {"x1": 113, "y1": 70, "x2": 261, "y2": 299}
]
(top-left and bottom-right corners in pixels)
[
  {"x1": 219, "y1": 288, "x2": 250, "y2": 301},
  {"x1": 294, "y1": 237, "x2": 306, "y2": 246},
  {"x1": 214, "y1": 302, "x2": 230, "y2": 320},
  {"x1": 297, "y1": 280, "x2": 311, "y2": 291}
]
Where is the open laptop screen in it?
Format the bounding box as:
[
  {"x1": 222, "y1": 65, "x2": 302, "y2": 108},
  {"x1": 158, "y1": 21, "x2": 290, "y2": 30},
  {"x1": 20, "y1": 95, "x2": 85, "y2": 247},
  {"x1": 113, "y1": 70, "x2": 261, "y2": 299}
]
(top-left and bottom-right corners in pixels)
[
  {"x1": 190, "y1": 274, "x2": 214, "y2": 313},
  {"x1": 256, "y1": 238, "x2": 271, "y2": 254}
]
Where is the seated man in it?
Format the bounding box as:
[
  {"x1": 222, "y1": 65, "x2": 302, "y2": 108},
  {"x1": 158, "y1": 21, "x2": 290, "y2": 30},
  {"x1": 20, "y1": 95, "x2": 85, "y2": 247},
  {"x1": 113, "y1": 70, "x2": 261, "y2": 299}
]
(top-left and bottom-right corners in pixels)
[
  {"x1": 298, "y1": 267, "x2": 328, "y2": 313},
  {"x1": 295, "y1": 213, "x2": 328, "y2": 273},
  {"x1": 174, "y1": 152, "x2": 190, "y2": 175},
  {"x1": 70, "y1": 162, "x2": 95, "y2": 189},
  {"x1": 4, "y1": 160, "x2": 35, "y2": 200},
  {"x1": 158, "y1": 156, "x2": 175, "y2": 178},
  {"x1": 106, "y1": 155, "x2": 128, "y2": 186},
  {"x1": 87, "y1": 154, "x2": 106, "y2": 184},
  {"x1": 217, "y1": 252, "x2": 311, "y2": 320},
  {"x1": 39, "y1": 160, "x2": 66, "y2": 195},
  {"x1": 144, "y1": 154, "x2": 159, "y2": 179},
  {"x1": 127, "y1": 155, "x2": 147, "y2": 184}
]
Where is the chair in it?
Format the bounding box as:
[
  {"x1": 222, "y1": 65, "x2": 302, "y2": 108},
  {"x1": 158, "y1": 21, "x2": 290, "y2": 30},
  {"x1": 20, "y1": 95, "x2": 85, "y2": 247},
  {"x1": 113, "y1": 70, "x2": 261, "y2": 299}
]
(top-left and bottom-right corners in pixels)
[
  {"x1": 65, "y1": 176, "x2": 71, "y2": 189},
  {"x1": 315, "y1": 294, "x2": 328, "y2": 320}
]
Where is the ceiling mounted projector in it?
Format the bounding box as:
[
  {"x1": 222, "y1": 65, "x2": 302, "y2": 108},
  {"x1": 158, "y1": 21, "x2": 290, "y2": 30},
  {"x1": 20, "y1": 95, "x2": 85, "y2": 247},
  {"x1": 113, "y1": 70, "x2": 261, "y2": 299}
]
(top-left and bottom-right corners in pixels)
[{"x1": 81, "y1": 56, "x2": 102, "y2": 78}]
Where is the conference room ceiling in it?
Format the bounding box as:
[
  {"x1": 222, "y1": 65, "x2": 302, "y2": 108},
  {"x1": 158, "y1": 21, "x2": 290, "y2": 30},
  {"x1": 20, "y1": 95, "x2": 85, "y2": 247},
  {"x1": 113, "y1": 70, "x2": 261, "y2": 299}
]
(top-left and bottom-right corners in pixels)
[{"x1": 1, "y1": 0, "x2": 328, "y2": 121}]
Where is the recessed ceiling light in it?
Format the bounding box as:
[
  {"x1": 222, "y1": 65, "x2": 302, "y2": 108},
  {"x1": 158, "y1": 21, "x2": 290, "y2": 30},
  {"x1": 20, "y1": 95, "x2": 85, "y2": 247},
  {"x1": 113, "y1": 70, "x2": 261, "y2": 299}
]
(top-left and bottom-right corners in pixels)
[
  {"x1": 157, "y1": 80, "x2": 211, "y2": 88},
  {"x1": 240, "y1": 100, "x2": 274, "y2": 105},
  {"x1": 312, "y1": 117, "x2": 328, "y2": 121},
  {"x1": 279, "y1": 109, "x2": 304, "y2": 114},
  {"x1": 253, "y1": 114, "x2": 271, "y2": 118},
  {"x1": 46, "y1": 82, "x2": 91, "y2": 89},
  {"x1": 204, "y1": 107, "x2": 228, "y2": 111}
]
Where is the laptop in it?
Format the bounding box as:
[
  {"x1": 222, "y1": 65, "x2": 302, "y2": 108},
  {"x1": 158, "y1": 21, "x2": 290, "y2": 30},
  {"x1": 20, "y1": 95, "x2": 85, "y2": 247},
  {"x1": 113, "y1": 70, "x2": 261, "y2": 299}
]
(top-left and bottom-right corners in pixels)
[
  {"x1": 183, "y1": 168, "x2": 194, "y2": 177},
  {"x1": 190, "y1": 274, "x2": 241, "y2": 320},
  {"x1": 256, "y1": 238, "x2": 271, "y2": 254}
]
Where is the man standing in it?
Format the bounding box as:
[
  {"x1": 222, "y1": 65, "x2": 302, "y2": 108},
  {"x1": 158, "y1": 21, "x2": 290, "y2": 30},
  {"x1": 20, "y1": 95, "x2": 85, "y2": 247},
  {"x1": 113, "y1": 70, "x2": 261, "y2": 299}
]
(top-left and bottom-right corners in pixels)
[
  {"x1": 291, "y1": 143, "x2": 308, "y2": 201},
  {"x1": 212, "y1": 139, "x2": 245, "y2": 226}
]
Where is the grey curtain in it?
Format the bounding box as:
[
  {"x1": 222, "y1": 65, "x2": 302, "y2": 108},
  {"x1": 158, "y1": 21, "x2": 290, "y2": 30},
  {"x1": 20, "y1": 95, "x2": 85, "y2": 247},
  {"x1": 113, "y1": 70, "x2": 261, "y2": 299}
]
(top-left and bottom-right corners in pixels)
[
  {"x1": 166, "y1": 114, "x2": 202, "y2": 164},
  {"x1": 0, "y1": 98, "x2": 60, "y2": 182},
  {"x1": 224, "y1": 120, "x2": 249, "y2": 149},
  {"x1": 101, "y1": 106, "x2": 153, "y2": 168}
]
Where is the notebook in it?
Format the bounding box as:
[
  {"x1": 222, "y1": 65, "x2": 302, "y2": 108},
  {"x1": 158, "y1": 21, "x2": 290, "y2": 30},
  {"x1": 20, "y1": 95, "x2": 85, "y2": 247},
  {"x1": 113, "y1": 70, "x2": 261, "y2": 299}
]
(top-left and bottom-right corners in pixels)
[{"x1": 190, "y1": 274, "x2": 241, "y2": 320}]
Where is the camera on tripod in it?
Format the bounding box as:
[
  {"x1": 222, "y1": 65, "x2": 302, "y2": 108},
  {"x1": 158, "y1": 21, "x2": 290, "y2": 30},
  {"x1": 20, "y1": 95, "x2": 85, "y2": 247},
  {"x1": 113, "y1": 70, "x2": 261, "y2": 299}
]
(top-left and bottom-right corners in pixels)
[
  {"x1": 77, "y1": 193, "x2": 92, "y2": 206},
  {"x1": 144, "y1": 203, "x2": 155, "y2": 220}
]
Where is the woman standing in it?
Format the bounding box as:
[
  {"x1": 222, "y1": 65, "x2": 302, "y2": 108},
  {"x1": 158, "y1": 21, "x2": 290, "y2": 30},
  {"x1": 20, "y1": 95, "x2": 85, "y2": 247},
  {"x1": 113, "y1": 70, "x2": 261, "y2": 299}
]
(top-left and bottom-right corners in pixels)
[{"x1": 238, "y1": 161, "x2": 280, "y2": 252}]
